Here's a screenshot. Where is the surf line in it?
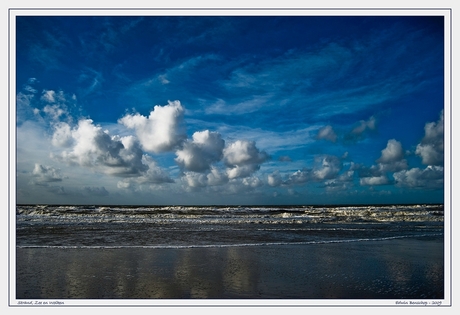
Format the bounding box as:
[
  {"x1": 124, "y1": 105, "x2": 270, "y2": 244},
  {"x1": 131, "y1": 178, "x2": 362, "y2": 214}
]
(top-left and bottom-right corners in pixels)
[{"x1": 16, "y1": 233, "x2": 442, "y2": 249}]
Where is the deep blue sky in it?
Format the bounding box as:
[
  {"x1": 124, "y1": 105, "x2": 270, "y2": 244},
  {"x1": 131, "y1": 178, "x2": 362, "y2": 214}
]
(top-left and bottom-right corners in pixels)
[{"x1": 15, "y1": 13, "x2": 446, "y2": 205}]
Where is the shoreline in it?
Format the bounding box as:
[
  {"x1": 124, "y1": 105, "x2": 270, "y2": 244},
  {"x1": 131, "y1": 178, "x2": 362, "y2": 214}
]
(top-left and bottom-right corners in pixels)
[
  {"x1": 16, "y1": 233, "x2": 444, "y2": 250},
  {"x1": 16, "y1": 236, "x2": 444, "y2": 300}
]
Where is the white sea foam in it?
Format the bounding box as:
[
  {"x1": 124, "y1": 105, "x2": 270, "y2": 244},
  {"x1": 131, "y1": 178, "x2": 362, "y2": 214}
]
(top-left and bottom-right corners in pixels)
[{"x1": 16, "y1": 204, "x2": 444, "y2": 248}]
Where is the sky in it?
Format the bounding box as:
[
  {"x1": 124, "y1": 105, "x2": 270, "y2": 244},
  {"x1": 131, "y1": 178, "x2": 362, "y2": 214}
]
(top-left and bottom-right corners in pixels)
[{"x1": 14, "y1": 13, "x2": 446, "y2": 205}]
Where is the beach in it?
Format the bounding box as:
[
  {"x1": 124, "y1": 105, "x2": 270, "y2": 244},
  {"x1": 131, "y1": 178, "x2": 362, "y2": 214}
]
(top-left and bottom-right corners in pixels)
[{"x1": 16, "y1": 236, "x2": 444, "y2": 301}]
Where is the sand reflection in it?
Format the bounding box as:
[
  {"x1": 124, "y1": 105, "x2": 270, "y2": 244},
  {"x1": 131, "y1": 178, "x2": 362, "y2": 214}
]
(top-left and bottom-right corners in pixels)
[{"x1": 16, "y1": 238, "x2": 444, "y2": 299}]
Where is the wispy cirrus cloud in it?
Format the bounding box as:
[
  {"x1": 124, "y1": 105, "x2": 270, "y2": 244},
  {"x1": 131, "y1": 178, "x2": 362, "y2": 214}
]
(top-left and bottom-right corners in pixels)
[{"x1": 26, "y1": 30, "x2": 68, "y2": 70}]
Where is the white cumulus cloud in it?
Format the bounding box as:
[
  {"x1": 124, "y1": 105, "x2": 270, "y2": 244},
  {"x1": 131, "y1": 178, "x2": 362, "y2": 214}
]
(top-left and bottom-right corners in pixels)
[
  {"x1": 393, "y1": 165, "x2": 443, "y2": 189},
  {"x1": 53, "y1": 119, "x2": 153, "y2": 177},
  {"x1": 360, "y1": 175, "x2": 389, "y2": 186},
  {"x1": 357, "y1": 139, "x2": 407, "y2": 185},
  {"x1": 268, "y1": 170, "x2": 283, "y2": 187},
  {"x1": 206, "y1": 167, "x2": 229, "y2": 186},
  {"x1": 313, "y1": 155, "x2": 342, "y2": 180},
  {"x1": 377, "y1": 139, "x2": 404, "y2": 164},
  {"x1": 175, "y1": 130, "x2": 225, "y2": 172},
  {"x1": 39, "y1": 89, "x2": 77, "y2": 123},
  {"x1": 242, "y1": 176, "x2": 264, "y2": 188},
  {"x1": 344, "y1": 116, "x2": 377, "y2": 142},
  {"x1": 51, "y1": 122, "x2": 73, "y2": 147},
  {"x1": 316, "y1": 125, "x2": 337, "y2": 142},
  {"x1": 351, "y1": 116, "x2": 376, "y2": 135},
  {"x1": 415, "y1": 110, "x2": 444, "y2": 165},
  {"x1": 223, "y1": 140, "x2": 269, "y2": 179},
  {"x1": 182, "y1": 172, "x2": 208, "y2": 190},
  {"x1": 323, "y1": 170, "x2": 354, "y2": 191},
  {"x1": 31, "y1": 163, "x2": 65, "y2": 184},
  {"x1": 286, "y1": 168, "x2": 312, "y2": 185},
  {"x1": 119, "y1": 100, "x2": 186, "y2": 153},
  {"x1": 116, "y1": 155, "x2": 174, "y2": 189},
  {"x1": 180, "y1": 166, "x2": 229, "y2": 190}
]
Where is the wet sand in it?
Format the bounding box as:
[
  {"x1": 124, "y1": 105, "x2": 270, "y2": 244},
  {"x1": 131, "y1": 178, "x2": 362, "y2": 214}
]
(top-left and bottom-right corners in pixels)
[{"x1": 16, "y1": 236, "x2": 444, "y2": 300}]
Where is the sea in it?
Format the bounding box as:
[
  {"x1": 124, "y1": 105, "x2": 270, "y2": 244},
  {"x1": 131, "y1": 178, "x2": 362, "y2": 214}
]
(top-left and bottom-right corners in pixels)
[{"x1": 16, "y1": 204, "x2": 444, "y2": 249}]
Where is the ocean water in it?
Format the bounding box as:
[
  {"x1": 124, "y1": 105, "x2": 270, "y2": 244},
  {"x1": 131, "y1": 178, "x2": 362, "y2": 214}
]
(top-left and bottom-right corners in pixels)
[{"x1": 16, "y1": 204, "x2": 444, "y2": 249}]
